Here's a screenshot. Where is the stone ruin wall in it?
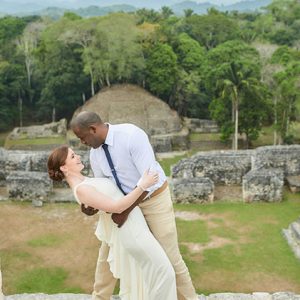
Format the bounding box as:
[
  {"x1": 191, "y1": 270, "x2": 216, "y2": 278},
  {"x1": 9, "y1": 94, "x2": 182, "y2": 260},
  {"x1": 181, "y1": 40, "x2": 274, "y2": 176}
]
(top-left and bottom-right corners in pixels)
[
  {"x1": 1, "y1": 145, "x2": 300, "y2": 204},
  {"x1": 171, "y1": 145, "x2": 300, "y2": 204},
  {"x1": 0, "y1": 148, "x2": 91, "y2": 202}
]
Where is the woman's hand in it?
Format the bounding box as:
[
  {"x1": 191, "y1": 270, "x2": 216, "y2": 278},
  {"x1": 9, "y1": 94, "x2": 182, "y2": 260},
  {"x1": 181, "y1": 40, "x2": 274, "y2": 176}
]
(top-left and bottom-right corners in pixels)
[{"x1": 138, "y1": 170, "x2": 159, "y2": 191}]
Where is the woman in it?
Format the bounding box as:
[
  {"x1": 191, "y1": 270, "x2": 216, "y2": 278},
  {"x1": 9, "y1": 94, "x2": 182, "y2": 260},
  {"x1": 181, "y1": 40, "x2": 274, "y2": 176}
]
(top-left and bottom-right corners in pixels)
[{"x1": 47, "y1": 146, "x2": 176, "y2": 300}]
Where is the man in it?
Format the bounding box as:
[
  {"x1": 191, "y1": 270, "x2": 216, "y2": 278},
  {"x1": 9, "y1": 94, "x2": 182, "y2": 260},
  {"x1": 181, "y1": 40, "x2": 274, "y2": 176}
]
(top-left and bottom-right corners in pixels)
[{"x1": 70, "y1": 111, "x2": 198, "y2": 300}]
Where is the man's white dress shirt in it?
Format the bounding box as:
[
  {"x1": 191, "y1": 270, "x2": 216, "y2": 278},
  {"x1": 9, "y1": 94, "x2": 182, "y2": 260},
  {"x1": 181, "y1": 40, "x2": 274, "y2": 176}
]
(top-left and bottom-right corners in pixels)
[{"x1": 90, "y1": 123, "x2": 166, "y2": 194}]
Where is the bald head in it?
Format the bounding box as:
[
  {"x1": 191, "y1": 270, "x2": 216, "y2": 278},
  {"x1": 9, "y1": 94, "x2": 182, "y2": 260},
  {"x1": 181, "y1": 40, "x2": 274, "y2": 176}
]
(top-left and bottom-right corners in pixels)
[
  {"x1": 70, "y1": 111, "x2": 107, "y2": 148},
  {"x1": 70, "y1": 111, "x2": 103, "y2": 131}
]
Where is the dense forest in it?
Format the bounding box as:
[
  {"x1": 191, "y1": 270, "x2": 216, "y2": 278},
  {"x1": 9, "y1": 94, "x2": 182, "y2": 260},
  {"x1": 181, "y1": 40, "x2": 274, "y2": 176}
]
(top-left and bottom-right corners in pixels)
[{"x1": 0, "y1": 0, "x2": 299, "y2": 148}]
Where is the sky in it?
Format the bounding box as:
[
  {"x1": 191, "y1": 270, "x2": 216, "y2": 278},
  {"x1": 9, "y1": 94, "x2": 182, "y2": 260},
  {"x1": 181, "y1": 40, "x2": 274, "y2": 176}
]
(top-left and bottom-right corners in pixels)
[{"x1": 5, "y1": 0, "x2": 248, "y2": 4}]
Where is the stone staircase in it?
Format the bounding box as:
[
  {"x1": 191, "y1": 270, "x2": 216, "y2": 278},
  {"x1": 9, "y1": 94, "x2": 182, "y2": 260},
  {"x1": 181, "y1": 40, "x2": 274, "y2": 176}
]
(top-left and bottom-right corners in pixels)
[
  {"x1": 283, "y1": 218, "x2": 300, "y2": 260},
  {"x1": 3, "y1": 293, "x2": 300, "y2": 300}
]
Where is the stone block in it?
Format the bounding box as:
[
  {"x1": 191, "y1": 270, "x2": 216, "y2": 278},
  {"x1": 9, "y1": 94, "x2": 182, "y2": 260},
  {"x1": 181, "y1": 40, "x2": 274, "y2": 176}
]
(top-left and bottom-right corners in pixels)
[
  {"x1": 184, "y1": 118, "x2": 219, "y2": 133},
  {"x1": 6, "y1": 171, "x2": 53, "y2": 200},
  {"x1": 7, "y1": 118, "x2": 67, "y2": 140},
  {"x1": 0, "y1": 148, "x2": 7, "y2": 181},
  {"x1": 172, "y1": 150, "x2": 253, "y2": 185},
  {"x1": 242, "y1": 169, "x2": 284, "y2": 202},
  {"x1": 286, "y1": 176, "x2": 300, "y2": 193},
  {"x1": 283, "y1": 218, "x2": 300, "y2": 260},
  {"x1": 252, "y1": 145, "x2": 300, "y2": 177},
  {"x1": 151, "y1": 135, "x2": 172, "y2": 152},
  {"x1": 172, "y1": 177, "x2": 214, "y2": 203},
  {"x1": 5, "y1": 151, "x2": 33, "y2": 173}
]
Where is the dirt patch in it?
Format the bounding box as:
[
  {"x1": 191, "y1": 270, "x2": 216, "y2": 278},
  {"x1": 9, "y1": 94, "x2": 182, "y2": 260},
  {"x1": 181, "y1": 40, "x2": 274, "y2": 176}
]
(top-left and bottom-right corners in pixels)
[
  {"x1": 175, "y1": 210, "x2": 240, "y2": 231},
  {"x1": 175, "y1": 211, "x2": 203, "y2": 221},
  {"x1": 182, "y1": 236, "x2": 234, "y2": 254},
  {"x1": 214, "y1": 185, "x2": 243, "y2": 201}
]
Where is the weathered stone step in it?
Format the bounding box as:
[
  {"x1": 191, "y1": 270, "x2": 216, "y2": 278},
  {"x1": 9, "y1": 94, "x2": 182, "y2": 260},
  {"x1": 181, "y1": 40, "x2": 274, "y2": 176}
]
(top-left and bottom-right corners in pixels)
[
  {"x1": 290, "y1": 220, "x2": 300, "y2": 240},
  {"x1": 4, "y1": 292, "x2": 300, "y2": 300},
  {"x1": 283, "y1": 224, "x2": 300, "y2": 260}
]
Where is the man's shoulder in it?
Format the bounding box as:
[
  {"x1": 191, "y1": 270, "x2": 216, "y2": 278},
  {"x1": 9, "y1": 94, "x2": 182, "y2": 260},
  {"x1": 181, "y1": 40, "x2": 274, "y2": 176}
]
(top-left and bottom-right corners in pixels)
[
  {"x1": 112, "y1": 123, "x2": 144, "y2": 135},
  {"x1": 112, "y1": 123, "x2": 139, "y2": 130}
]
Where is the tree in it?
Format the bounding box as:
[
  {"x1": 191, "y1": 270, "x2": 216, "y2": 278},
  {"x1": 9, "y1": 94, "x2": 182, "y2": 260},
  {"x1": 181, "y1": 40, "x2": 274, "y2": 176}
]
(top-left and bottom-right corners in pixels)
[
  {"x1": 273, "y1": 63, "x2": 300, "y2": 144},
  {"x1": 16, "y1": 21, "x2": 46, "y2": 103},
  {"x1": 91, "y1": 13, "x2": 145, "y2": 87},
  {"x1": 36, "y1": 17, "x2": 88, "y2": 122},
  {"x1": 184, "y1": 9, "x2": 194, "y2": 18},
  {"x1": 173, "y1": 33, "x2": 205, "y2": 72},
  {"x1": 204, "y1": 41, "x2": 267, "y2": 149},
  {"x1": 135, "y1": 8, "x2": 160, "y2": 25},
  {"x1": 145, "y1": 43, "x2": 177, "y2": 104},
  {"x1": 58, "y1": 16, "x2": 96, "y2": 95},
  {"x1": 171, "y1": 33, "x2": 206, "y2": 117},
  {"x1": 160, "y1": 6, "x2": 174, "y2": 19},
  {"x1": 185, "y1": 12, "x2": 238, "y2": 50}
]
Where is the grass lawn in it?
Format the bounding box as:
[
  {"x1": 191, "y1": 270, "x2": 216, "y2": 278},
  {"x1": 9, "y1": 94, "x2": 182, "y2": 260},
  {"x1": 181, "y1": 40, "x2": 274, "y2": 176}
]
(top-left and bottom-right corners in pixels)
[
  {"x1": 176, "y1": 190, "x2": 300, "y2": 294},
  {"x1": 158, "y1": 153, "x2": 189, "y2": 176},
  {"x1": 4, "y1": 136, "x2": 67, "y2": 150},
  {"x1": 1, "y1": 191, "x2": 300, "y2": 295},
  {"x1": 0, "y1": 132, "x2": 9, "y2": 147},
  {"x1": 190, "y1": 132, "x2": 222, "y2": 142}
]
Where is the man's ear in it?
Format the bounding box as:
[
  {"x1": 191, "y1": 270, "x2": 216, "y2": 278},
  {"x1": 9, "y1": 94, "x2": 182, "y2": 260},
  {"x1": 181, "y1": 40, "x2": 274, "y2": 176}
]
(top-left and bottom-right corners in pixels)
[{"x1": 89, "y1": 125, "x2": 97, "y2": 134}]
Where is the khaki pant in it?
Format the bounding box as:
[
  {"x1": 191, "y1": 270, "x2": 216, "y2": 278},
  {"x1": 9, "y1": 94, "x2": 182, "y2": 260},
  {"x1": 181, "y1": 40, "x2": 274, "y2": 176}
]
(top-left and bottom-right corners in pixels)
[{"x1": 92, "y1": 187, "x2": 198, "y2": 300}]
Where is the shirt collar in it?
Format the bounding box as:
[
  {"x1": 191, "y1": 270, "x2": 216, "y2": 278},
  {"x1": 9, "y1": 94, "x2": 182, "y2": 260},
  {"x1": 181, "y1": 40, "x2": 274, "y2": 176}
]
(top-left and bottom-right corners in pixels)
[{"x1": 103, "y1": 123, "x2": 114, "y2": 147}]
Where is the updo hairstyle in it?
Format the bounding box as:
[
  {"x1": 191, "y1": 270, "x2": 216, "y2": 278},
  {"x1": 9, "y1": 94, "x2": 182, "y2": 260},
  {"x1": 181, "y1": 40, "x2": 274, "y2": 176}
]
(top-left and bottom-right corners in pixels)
[{"x1": 47, "y1": 145, "x2": 69, "y2": 181}]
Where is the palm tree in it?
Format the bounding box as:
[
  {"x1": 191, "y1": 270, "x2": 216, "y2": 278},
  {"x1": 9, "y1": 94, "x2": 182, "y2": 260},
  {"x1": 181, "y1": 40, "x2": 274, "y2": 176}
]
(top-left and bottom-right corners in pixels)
[
  {"x1": 218, "y1": 61, "x2": 260, "y2": 150},
  {"x1": 160, "y1": 6, "x2": 174, "y2": 19},
  {"x1": 184, "y1": 9, "x2": 194, "y2": 18}
]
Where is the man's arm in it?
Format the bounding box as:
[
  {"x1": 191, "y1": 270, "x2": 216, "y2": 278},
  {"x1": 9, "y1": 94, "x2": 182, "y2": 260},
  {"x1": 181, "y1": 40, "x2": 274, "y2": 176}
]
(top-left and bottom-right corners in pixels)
[
  {"x1": 111, "y1": 190, "x2": 148, "y2": 227},
  {"x1": 81, "y1": 203, "x2": 99, "y2": 216}
]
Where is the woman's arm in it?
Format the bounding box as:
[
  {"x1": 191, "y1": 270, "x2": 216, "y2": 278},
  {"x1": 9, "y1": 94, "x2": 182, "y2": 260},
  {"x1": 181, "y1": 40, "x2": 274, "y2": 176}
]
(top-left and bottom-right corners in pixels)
[{"x1": 76, "y1": 171, "x2": 158, "y2": 214}]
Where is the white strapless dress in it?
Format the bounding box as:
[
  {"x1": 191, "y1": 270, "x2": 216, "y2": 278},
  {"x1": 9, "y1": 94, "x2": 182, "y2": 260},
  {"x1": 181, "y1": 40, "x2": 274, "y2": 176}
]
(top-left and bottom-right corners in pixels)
[{"x1": 73, "y1": 177, "x2": 177, "y2": 300}]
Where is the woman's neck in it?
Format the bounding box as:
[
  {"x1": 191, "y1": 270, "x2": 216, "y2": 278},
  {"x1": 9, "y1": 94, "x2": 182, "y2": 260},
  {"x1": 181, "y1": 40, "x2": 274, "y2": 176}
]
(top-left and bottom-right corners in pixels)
[{"x1": 65, "y1": 172, "x2": 85, "y2": 189}]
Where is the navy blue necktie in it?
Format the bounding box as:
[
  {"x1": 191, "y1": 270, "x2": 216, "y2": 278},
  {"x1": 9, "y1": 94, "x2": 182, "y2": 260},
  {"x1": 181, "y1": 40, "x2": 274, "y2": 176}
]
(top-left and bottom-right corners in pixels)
[{"x1": 102, "y1": 143, "x2": 126, "y2": 195}]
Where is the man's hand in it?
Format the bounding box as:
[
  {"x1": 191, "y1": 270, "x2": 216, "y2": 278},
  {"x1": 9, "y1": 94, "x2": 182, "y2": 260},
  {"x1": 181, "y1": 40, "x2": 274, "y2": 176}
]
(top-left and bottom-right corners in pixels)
[
  {"x1": 112, "y1": 211, "x2": 130, "y2": 228},
  {"x1": 81, "y1": 203, "x2": 99, "y2": 216},
  {"x1": 111, "y1": 190, "x2": 148, "y2": 228}
]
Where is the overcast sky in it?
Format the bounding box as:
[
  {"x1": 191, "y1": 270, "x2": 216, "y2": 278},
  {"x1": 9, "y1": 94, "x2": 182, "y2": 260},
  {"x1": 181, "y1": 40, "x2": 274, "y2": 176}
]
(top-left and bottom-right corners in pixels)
[{"x1": 6, "y1": 0, "x2": 249, "y2": 4}]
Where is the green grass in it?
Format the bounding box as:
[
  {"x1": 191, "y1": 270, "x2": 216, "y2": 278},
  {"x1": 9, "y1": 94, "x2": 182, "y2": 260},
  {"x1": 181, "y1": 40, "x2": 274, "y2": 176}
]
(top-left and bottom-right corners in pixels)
[
  {"x1": 28, "y1": 234, "x2": 67, "y2": 247},
  {"x1": 175, "y1": 192, "x2": 300, "y2": 294},
  {"x1": 158, "y1": 154, "x2": 188, "y2": 176},
  {"x1": 14, "y1": 267, "x2": 83, "y2": 294},
  {"x1": 1, "y1": 192, "x2": 300, "y2": 295},
  {"x1": 289, "y1": 122, "x2": 300, "y2": 141},
  {"x1": 0, "y1": 131, "x2": 9, "y2": 147},
  {"x1": 177, "y1": 219, "x2": 210, "y2": 243},
  {"x1": 4, "y1": 136, "x2": 67, "y2": 149},
  {"x1": 190, "y1": 132, "x2": 222, "y2": 142}
]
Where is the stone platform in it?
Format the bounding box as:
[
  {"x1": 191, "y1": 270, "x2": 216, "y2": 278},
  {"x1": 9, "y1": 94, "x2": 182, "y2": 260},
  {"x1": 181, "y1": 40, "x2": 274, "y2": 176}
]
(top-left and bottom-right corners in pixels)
[{"x1": 3, "y1": 292, "x2": 300, "y2": 300}]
